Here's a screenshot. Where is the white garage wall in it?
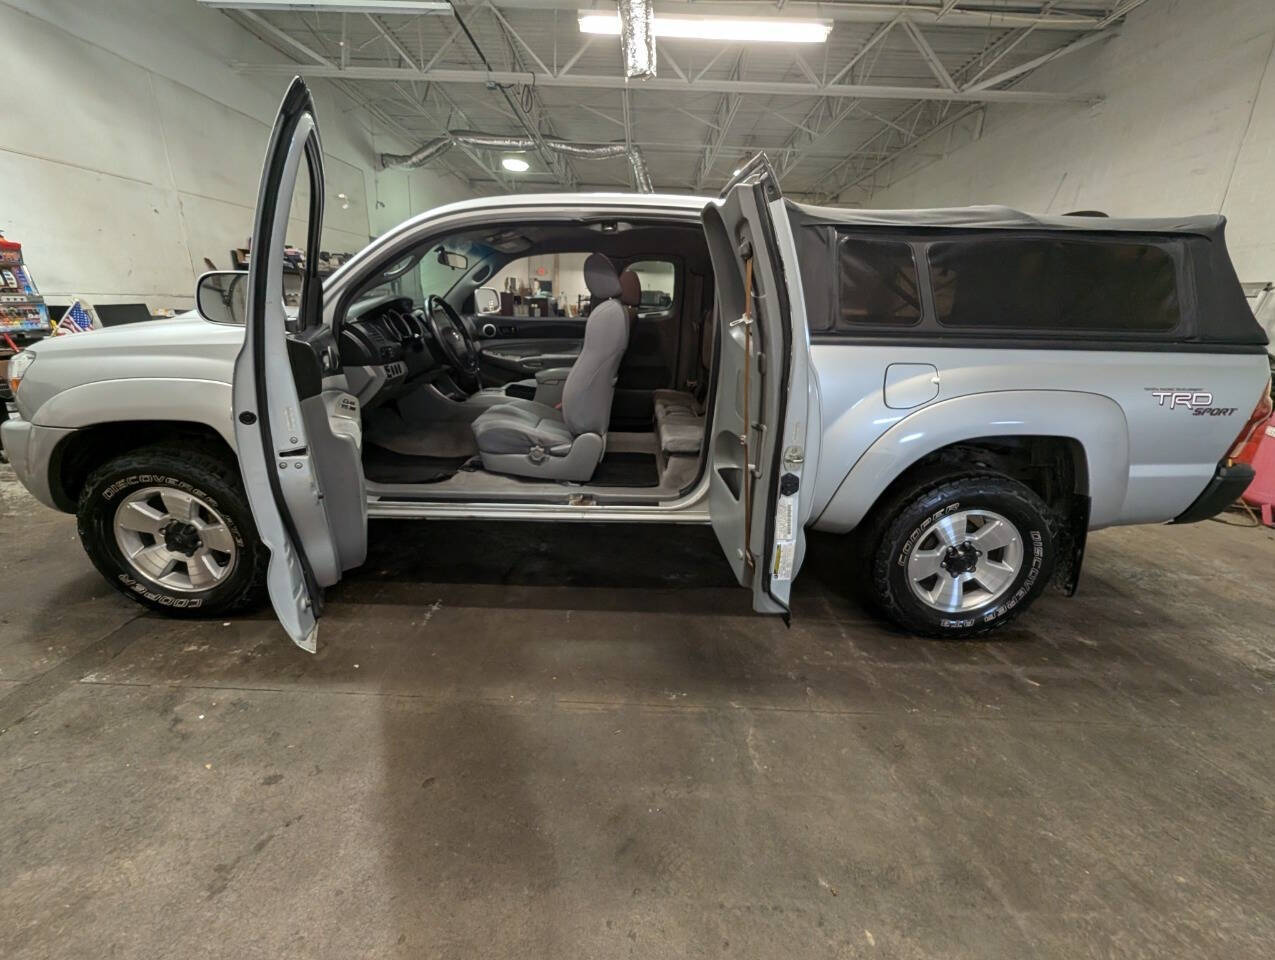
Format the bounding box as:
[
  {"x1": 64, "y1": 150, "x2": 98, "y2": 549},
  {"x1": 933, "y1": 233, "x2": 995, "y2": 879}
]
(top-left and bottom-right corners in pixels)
[
  {"x1": 0, "y1": 0, "x2": 475, "y2": 309},
  {"x1": 850, "y1": 0, "x2": 1275, "y2": 286}
]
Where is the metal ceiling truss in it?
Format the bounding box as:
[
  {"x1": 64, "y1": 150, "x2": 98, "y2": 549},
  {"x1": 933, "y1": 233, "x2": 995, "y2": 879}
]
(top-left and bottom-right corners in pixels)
[{"x1": 208, "y1": 1, "x2": 1145, "y2": 197}]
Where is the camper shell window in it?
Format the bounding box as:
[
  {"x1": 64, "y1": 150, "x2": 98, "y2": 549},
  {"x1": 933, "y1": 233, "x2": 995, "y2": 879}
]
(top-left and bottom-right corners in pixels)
[{"x1": 785, "y1": 200, "x2": 1267, "y2": 350}]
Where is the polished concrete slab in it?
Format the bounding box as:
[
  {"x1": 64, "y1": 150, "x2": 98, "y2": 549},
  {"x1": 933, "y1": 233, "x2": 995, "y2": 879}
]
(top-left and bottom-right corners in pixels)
[{"x1": 1, "y1": 465, "x2": 1273, "y2": 959}]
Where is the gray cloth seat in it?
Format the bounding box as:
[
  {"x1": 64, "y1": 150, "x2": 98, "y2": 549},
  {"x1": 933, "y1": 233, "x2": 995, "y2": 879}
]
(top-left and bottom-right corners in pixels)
[
  {"x1": 652, "y1": 305, "x2": 717, "y2": 457},
  {"x1": 472, "y1": 253, "x2": 631, "y2": 481},
  {"x1": 653, "y1": 388, "x2": 704, "y2": 456}
]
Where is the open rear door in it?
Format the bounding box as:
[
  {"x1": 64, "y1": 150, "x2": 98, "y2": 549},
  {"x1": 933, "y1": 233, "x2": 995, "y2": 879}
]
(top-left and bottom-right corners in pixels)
[
  {"x1": 232, "y1": 77, "x2": 367, "y2": 652},
  {"x1": 703, "y1": 155, "x2": 819, "y2": 616}
]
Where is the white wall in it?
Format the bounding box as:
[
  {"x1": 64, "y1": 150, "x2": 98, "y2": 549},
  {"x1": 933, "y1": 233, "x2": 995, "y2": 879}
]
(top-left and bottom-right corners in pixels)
[
  {"x1": 851, "y1": 0, "x2": 1275, "y2": 285},
  {"x1": 0, "y1": 0, "x2": 475, "y2": 309}
]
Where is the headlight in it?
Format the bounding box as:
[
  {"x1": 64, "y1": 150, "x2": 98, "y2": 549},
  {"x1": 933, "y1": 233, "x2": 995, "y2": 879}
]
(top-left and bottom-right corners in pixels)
[{"x1": 7, "y1": 350, "x2": 35, "y2": 394}]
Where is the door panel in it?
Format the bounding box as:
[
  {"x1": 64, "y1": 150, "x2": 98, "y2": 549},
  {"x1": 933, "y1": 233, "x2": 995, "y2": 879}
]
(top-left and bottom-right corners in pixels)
[
  {"x1": 703, "y1": 157, "x2": 817, "y2": 614},
  {"x1": 232, "y1": 77, "x2": 366, "y2": 652}
]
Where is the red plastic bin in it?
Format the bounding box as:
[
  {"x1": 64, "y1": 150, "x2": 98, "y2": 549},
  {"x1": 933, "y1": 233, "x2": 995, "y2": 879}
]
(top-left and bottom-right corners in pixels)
[{"x1": 1240, "y1": 417, "x2": 1275, "y2": 527}]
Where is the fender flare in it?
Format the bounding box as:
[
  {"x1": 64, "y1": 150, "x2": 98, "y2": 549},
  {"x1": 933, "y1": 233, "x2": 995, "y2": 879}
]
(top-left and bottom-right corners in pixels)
[
  {"x1": 812, "y1": 390, "x2": 1130, "y2": 533},
  {"x1": 32, "y1": 378, "x2": 237, "y2": 449}
]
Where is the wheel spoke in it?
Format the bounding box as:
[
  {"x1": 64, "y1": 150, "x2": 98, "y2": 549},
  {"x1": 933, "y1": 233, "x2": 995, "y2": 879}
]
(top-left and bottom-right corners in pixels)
[
  {"x1": 159, "y1": 489, "x2": 197, "y2": 522},
  {"x1": 974, "y1": 559, "x2": 1016, "y2": 596},
  {"x1": 186, "y1": 551, "x2": 224, "y2": 589},
  {"x1": 198, "y1": 522, "x2": 235, "y2": 555},
  {"x1": 927, "y1": 573, "x2": 966, "y2": 611},
  {"x1": 969, "y1": 518, "x2": 1016, "y2": 552},
  {"x1": 931, "y1": 515, "x2": 966, "y2": 548},
  {"x1": 117, "y1": 501, "x2": 166, "y2": 535},
  {"x1": 908, "y1": 546, "x2": 946, "y2": 581},
  {"x1": 134, "y1": 544, "x2": 179, "y2": 580}
]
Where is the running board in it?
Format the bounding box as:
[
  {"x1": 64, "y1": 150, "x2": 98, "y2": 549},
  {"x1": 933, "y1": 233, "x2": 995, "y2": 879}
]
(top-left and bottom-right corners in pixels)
[{"x1": 366, "y1": 499, "x2": 712, "y2": 523}]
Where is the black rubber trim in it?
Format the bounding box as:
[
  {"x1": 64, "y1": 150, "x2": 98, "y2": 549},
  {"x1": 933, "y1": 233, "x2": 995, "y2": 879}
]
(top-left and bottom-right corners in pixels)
[
  {"x1": 247, "y1": 76, "x2": 325, "y2": 618},
  {"x1": 809, "y1": 334, "x2": 1270, "y2": 355},
  {"x1": 1170, "y1": 462, "x2": 1255, "y2": 524},
  {"x1": 1062, "y1": 493, "x2": 1091, "y2": 596}
]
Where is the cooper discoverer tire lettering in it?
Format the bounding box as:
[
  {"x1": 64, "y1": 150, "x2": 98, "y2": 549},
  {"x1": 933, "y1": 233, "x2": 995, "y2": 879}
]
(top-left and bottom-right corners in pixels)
[{"x1": 76, "y1": 446, "x2": 269, "y2": 618}]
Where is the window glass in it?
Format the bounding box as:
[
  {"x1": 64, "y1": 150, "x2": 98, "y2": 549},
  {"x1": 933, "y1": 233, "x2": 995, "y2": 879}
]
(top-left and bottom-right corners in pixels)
[
  {"x1": 490, "y1": 253, "x2": 589, "y2": 316},
  {"x1": 928, "y1": 237, "x2": 1180, "y2": 332},
  {"x1": 836, "y1": 237, "x2": 922, "y2": 328},
  {"x1": 484, "y1": 255, "x2": 678, "y2": 317},
  {"x1": 626, "y1": 260, "x2": 677, "y2": 316}
]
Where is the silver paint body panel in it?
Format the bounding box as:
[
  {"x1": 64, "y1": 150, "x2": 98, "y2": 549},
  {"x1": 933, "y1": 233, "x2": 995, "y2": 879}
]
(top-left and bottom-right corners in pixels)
[{"x1": 4, "y1": 192, "x2": 1267, "y2": 536}]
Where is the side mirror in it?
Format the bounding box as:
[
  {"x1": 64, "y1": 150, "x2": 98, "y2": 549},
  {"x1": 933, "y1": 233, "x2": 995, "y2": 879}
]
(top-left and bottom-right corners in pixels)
[
  {"x1": 196, "y1": 271, "x2": 247, "y2": 325},
  {"x1": 474, "y1": 287, "x2": 500, "y2": 315}
]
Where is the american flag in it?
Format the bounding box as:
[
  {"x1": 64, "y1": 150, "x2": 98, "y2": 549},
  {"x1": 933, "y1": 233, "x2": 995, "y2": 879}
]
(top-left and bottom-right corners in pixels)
[{"x1": 56, "y1": 299, "x2": 99, "y2": 335}]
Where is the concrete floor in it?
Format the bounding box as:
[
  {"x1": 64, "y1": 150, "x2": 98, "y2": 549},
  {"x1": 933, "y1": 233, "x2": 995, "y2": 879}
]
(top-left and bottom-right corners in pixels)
[{"x1": 1, "y1": 465, "x2": 1273, "y2": 960}]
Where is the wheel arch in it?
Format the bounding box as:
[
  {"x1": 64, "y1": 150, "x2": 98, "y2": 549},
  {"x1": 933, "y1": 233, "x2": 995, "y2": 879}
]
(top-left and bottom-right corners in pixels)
[
  {"x1": 812, "y1": 390, "x2": 1130, "y2": 534},
  {"x1": 50, "y1": 420, "x2": 237, "y2": 512}
]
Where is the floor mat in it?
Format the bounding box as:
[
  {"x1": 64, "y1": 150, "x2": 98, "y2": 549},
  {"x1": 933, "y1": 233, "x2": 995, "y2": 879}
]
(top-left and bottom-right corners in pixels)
[
  {"x1": 363, "y1": 445, "x2": 471, "y2": 484},
  {"x1": 588, "y1": 451, "x2": 660, "y2": 488}
]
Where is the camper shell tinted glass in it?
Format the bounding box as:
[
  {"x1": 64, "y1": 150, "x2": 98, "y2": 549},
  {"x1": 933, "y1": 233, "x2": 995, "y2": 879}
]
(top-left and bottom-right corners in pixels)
[{"x1": 786, "y1": 201, "x2": 1267, "y2": 351}]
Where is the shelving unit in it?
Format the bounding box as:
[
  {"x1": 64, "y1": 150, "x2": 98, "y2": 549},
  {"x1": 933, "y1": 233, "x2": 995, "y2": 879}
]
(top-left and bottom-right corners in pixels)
[{"x1": 0, "y1": 233, "x2": 52, "y2": 403}]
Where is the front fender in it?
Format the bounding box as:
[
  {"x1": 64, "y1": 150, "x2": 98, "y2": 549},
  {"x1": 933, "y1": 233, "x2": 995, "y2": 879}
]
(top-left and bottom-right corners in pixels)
[
  {"x1": 32, "y1": 378, "x2": 237, "y2": 449},
  {"x1": 812, "y1": 390, "x2": 1130, "y2": 533}
]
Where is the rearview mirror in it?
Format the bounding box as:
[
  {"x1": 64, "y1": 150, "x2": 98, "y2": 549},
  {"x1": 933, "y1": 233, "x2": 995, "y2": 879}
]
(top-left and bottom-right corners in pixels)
[
  {"x1": 437, "y1": 248, "x2": 468, "y2": 271},
  {"x1": 196, "y1": 271, "x2": 247, "y2": 325}
]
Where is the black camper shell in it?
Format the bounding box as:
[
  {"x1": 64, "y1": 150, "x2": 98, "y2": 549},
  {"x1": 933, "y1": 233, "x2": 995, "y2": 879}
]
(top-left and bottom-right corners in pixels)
[{"x1": 786, "y1": 202, "x2": 1267, "y2": 353}]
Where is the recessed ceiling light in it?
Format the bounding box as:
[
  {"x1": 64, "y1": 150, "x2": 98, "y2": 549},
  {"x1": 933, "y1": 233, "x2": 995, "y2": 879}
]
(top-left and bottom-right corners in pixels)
[
  {"x1": 732, "y1": 168, "x2": 743, "y2": 176},
  {"x1": 501, "y1": 156, "x2": 530, "y2": 173},
  {"x1": 578, "y1": 12, "x2": 832, "y2": 44}
]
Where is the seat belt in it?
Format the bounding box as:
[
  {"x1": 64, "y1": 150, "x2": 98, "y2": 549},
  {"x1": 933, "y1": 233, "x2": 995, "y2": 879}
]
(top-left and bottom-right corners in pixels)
[{"x1": 731, "y1": 255, "x2": 756, "y2": 571}]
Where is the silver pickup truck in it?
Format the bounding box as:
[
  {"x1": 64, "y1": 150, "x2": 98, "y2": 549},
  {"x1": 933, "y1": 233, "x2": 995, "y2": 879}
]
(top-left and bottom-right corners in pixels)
[{"x1": 4, "y1": 79, "x2": 1271, "y2": 650}]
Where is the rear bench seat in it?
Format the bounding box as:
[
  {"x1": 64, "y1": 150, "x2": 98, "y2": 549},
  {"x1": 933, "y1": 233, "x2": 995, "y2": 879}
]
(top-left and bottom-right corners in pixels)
[{"x1": 654, "y1": 389, "x2": 704, "y2": 456}]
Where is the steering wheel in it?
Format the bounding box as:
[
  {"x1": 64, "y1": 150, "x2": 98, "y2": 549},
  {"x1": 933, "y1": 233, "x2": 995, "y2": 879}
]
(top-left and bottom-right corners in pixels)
[{"x1": 421, "y1": 294, "x2": 481, "y2": 390}]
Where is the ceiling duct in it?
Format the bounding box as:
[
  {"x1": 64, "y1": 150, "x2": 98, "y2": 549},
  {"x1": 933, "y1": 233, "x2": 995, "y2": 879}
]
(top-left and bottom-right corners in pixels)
[
  {"x1": 381, "y1": 130, "x2": 655, "y2": 192},
  {"x1": 618, "y1": 0, "x2": 656, "y2": 80}
]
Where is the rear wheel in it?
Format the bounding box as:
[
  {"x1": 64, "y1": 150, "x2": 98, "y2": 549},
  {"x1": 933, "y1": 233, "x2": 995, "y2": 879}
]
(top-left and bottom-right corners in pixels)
[
  {"x1": 869, "y1": 474, "x2": 1057, "y2": 638},
  {"x1": 77, "y1": 446, "x2": 268, "y2": 616}
]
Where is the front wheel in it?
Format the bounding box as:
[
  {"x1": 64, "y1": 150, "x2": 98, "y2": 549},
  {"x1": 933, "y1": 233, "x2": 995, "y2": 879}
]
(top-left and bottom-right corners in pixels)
[
  {"x1": 77, "y1": 446, "x2": 269, "y2": 617},
  {"x1": 869, "y1": 474, "x2": 1058, "y2": 638}
]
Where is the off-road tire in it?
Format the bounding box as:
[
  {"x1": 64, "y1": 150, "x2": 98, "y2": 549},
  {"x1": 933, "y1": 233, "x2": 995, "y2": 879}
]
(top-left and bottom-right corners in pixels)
[
  {"x1": 77, "y1": 446, "x2": 269, "y2": 617},
  {"x1": 869, "y1": 474, "x2": 1058, "y2": 639}
]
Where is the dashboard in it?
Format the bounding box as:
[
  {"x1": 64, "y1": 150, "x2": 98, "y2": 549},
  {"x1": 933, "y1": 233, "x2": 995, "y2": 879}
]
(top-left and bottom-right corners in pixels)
[{"x1": 339, "y1": 295, "x2": 448, "y2": 405}]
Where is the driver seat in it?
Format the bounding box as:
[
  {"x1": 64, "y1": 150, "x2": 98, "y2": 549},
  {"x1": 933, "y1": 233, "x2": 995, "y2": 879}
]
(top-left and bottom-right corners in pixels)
[{"x1": 471, "y1": 253, "x2": 629, "y2": 481}]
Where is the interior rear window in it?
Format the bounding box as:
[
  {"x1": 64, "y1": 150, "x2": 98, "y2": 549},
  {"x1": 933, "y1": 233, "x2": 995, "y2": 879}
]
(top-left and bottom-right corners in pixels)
[
  {"x1": 928, "y1": 237, "x2": 1181, "y2": 332},
  {"x1": 837, "y1": 237, "x2": 922, "y2": 328}
]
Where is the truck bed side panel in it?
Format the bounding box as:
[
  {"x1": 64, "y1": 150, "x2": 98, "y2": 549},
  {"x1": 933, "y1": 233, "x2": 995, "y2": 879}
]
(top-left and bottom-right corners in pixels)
[{"x1": 809, "y1": 344, "x2": 1269, "y2": 532}]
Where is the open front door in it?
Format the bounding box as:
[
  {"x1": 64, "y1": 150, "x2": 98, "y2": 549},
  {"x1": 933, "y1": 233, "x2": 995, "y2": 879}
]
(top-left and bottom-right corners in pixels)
[
  {"x1": 703, "y1": 155, "x2": 819, "y2": 616},
  {"x1": 232, "y1": 78, "x2": 367, "y2": 652}
]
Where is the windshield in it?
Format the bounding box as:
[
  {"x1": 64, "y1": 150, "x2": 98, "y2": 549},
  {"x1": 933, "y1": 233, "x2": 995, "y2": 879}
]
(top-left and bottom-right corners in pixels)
[{"x1": 354, "y1": 239, "x2": 494, "y2": 307}]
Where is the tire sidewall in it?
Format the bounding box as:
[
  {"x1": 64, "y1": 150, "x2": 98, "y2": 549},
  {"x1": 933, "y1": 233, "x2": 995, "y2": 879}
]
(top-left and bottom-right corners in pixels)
[
  {"x1": 79, "y1": 457, "x2": 259, "y2": 615},
  {"x1": 883, "y1": 482, "x2": 1055, "y2": 635}
]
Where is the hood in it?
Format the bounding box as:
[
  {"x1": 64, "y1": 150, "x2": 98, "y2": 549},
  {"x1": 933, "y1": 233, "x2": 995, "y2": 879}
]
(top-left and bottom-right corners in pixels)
[{"x1": 27, "y1": 312, "x2": 244, "y2": 359}]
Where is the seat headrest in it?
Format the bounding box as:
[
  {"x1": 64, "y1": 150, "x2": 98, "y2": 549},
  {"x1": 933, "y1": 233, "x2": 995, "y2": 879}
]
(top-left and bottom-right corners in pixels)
[
  {"x1": 618, "y1": 270, "x2": 642, "y2": 307},
  {"x1": 583, "y1": 253, "x2": 622, "y2": 300}
]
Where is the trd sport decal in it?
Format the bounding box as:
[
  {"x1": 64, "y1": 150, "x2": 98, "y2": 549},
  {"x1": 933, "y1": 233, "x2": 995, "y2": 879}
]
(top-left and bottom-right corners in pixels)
[{"x1": 1146, "y1": 388, "x2": 1238, "y2": 417}]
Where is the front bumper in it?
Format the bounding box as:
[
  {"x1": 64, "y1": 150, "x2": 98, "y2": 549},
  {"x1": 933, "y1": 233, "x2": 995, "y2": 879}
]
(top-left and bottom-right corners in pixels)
[
  {"x1": 1, "y1": 417, "x2": 76, "y2": 511},
  {"x1": 1170, "y1": 461, "x2": 1256, "y2": 524}
]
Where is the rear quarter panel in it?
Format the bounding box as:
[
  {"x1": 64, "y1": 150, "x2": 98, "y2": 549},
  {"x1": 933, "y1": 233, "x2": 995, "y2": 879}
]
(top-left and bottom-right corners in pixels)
[{"x1": 809, "y1": 344, "x2": 1270, "y2": 532}]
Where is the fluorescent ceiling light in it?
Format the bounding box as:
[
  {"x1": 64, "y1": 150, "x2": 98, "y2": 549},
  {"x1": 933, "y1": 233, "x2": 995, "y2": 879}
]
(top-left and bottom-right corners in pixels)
[
  {"x1": 501, "y1": 156, "x2": 531, "y2": 172},
  {"x1": 197, "y1": 1, "x2": 451, "y2": 15},
  {"x1": 578, "y1": 12, "x2": 831, "y2": 44}
]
